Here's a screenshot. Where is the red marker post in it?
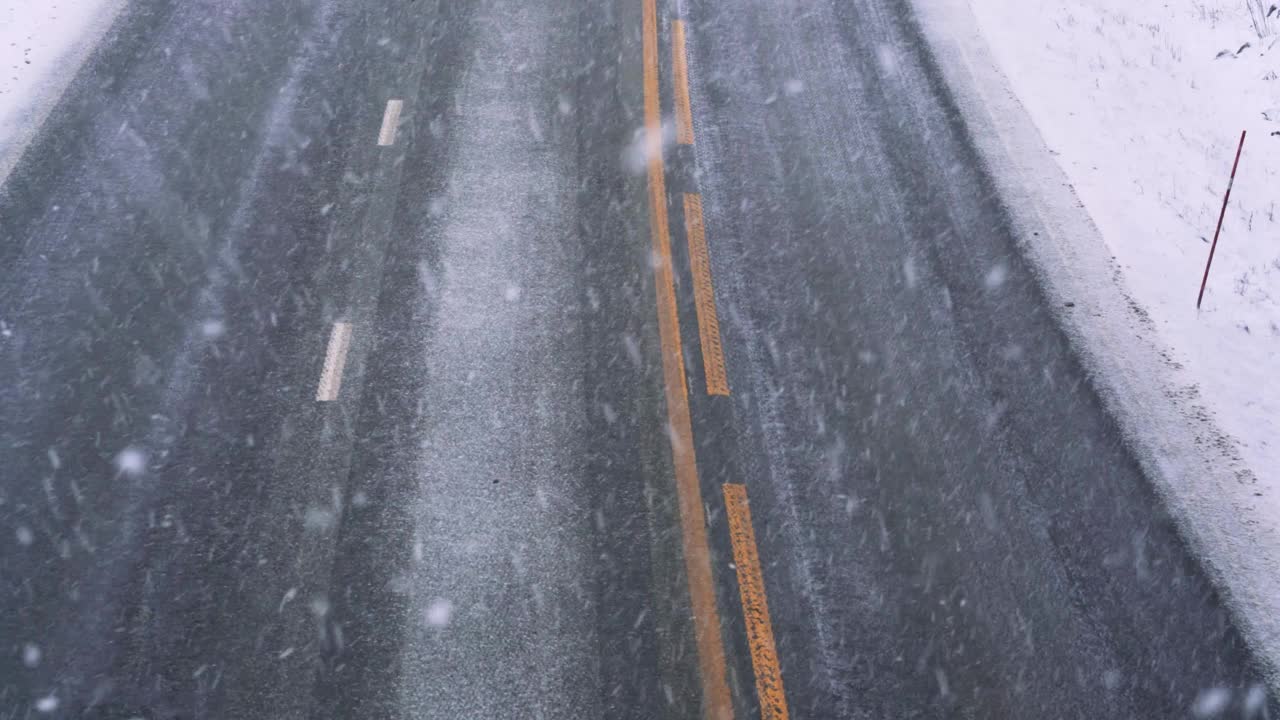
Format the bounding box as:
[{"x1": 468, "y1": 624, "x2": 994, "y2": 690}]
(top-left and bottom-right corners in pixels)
[{"x1": 1197, "y1": 130, "x2": 1247, "y2": 310}]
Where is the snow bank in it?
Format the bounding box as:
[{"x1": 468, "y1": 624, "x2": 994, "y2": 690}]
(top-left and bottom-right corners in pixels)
[
  {"x1": 909, "y1": 0, "x2": 1280, "y2": 687},
  {"x1": 0, "y1": 0, "x2": 125, "y2": 183}
]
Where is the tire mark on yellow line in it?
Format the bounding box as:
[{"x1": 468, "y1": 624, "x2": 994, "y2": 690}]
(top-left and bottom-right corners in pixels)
[
  {"x1": 723, "y1": 483, "x2": 790, "y2": 720},
  {"x1": 673, "y1": 20, "x2": 695, "y2": 146},
  {"x1": 683, "y1": 193, "x2": 729, "y2": 396},
  {"x1": 642, "y1": 1, "x2": 734, "y2": 718}
]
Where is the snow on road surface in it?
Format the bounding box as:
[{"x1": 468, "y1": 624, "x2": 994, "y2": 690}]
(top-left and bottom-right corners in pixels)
[
  {"x1": 969, "y1": 0, "x2": 1279, "y2": 496},
  {"x1": 0, "y1": 0, "x2": 124, "y2": 183}
]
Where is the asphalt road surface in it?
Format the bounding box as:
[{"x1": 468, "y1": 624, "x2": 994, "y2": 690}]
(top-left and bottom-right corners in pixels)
[{"x1": 0, "y1": 0, "x2": 1273, "y2": 718}]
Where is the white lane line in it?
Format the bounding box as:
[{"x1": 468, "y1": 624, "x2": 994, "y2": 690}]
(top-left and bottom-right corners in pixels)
[
  {"x1": 316, "y1": 322, "x2": 353, "y2": 402},
  {"x1": 378, "y1": 99, "x2": 404, "y2": 147}
]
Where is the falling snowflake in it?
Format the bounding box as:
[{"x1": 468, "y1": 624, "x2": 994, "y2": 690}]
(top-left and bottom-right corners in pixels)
[
  {"x1": 1192, "y1": 687, "x2": 1231, "y2": 718},
  {"x1": 22, "y1": 643, "x2": 40, "y2": 668},
  {"x1": 425, "y1": 598, "x2": 453, "y2": 627},
  {"x1": 984, "y1": 264, "x2": 1008, "y2": 290},
  {"x1": 115, "y1": 447, "x2": 147, "y2": 476},
  {"x1": 201, "y1": 319, "x2": 226, "y2": 339}
]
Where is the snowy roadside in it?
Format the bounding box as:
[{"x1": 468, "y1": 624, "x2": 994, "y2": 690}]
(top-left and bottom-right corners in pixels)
[
  {"x1": 968, "y1": 0, "x2": 1279, "y2": 511},
  {"x1": 909, "y1": 0, "x2": 1280, "y2": 689},
  {"x1": 0, "y1": 0, "x2": 126, "y2": 184}
]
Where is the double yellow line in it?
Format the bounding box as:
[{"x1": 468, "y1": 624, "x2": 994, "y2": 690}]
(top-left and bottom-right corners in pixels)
[{"x1": 641, "y1": 3, "x2": 789, "y2": 719}]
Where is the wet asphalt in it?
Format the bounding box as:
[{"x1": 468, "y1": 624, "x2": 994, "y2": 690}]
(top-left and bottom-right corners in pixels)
[{"x1": 0, "y1": 0, "x2": 1273, "y2": 718}]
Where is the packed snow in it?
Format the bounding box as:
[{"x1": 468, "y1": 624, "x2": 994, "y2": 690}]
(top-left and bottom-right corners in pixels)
[
  {"x1": 969, "y1": 0, "x2": 1279, "y2": 492},
  {"x1": 0, "y1": 0, "x2": 124, "y2": 183}
]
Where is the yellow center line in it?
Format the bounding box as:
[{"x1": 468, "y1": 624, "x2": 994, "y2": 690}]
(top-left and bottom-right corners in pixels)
[
  {"x1": 682, "y1": 193, "x2": 730, "y2": 396},
  {"x1": 673, "y1": 20, "x2": 695, "y2": 146},
  {"x1": 723, "y1": 484, "x2": 790, "y2": 720},
  {"x1": 643, "y1": 1, "x2": 734, "y2": 719}
]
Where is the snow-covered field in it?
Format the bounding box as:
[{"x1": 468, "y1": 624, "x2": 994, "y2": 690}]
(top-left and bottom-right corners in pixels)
[
  {"x1": 968, "y1": 0, "x2": 1279, "y2": 494},
  {"x1": 0, "y1": 0, "x2": 124, "y2": 183}
]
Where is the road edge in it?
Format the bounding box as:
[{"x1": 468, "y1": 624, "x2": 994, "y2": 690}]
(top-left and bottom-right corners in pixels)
[
  {"x1": 0, "y1": 0, "x2": 134, "y2": 186},
  {"x1": 904, "y1": 0, "x2": 1280, "y2": 691}
]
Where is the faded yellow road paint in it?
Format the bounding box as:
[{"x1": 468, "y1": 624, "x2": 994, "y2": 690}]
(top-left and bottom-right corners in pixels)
[
  {"x1": 683, "y1": 193, "x2": 729, "y2": 396},
  {"x1": 723, "y1": 484, "x2": 789, "y2": 720},
  {"x1": 643, "y1": 1, "x2": 733, "y2": 719},
  {"x1": 673, "y1": 20, "x2": 695, "y2": 145}
]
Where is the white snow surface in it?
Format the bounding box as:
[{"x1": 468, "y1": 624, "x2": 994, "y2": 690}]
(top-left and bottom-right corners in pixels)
[
  {"x1": 971, "y1": 0, "x2": 1280, "y2": 502},
  {"x1": 0, "y1": 0, "x2": 124, "y2": 183},
  {"x1": 912, "y1": 0, "x2": 1280, "y2": 682}
]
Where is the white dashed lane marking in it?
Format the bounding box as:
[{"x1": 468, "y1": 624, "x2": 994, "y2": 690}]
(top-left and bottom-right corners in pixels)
[
  {"x1": 316, "y1": 321, "x2": 353, "y2": 402},
  {"x1": 378, "y1": 99, "x2": 404, "y2": 147}
]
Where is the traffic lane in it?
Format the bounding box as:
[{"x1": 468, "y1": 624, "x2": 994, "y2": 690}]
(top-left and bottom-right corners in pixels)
[
  {"x1": 0, "y1": 0, "x2": 430, "y2": 715},
  {"x1": 312, "y1": 3, "x2": 481, "y2": 717},
  {"x1": 325, "y1": 0, "x2": 608, "y2": 715},
  {"x1": 119, "y1": 3, "x2": 443, "y2": 717},
  {"x1": 317, "y1": 0, "x2": 703, "y2": 718},
  {"x1": 0, "y1": 0, "x2": 329, "y2": 712},
  {"x1": 397, "y1": 0, "x2": 603, "y2": 710},
  {"x1": 841, "y1": 0, "x2": 1271, "y2": 712},
  {"x1": 0, "y1": 0, "x2": 705, "y2": 717},
  {"x1": 682, "y1": 0, "x2": 1270, "y2": 717}
]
